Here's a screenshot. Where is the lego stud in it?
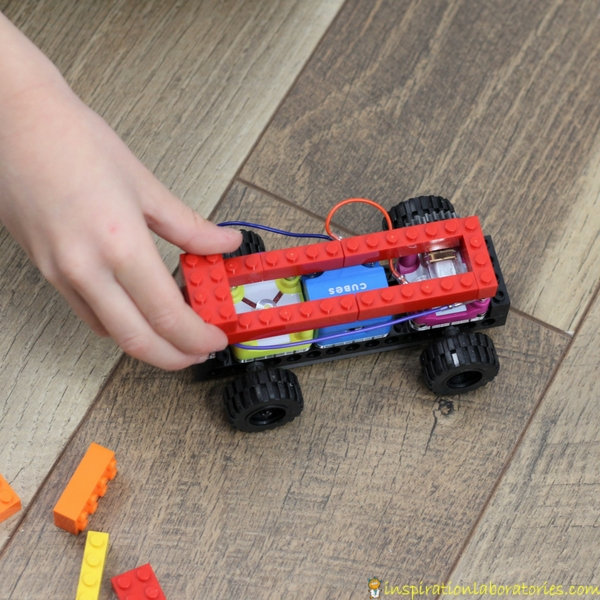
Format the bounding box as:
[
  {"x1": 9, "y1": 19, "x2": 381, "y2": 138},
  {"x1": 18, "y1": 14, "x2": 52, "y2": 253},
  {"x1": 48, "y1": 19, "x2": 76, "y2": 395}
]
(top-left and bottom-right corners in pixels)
[
  {"x1": 209, "y1": 267, "x2": 224, "y2": 283},
  {"x1": 113, "y1": 574, "x2": 132, "y2": 590},
  {"x1": 475, "y1": 252, "x2": 488, "y2": 266},
  {"x1": 379, "y1": 288, "x2": 394, "y2": 303},
  {"x1": 238, "y1": 314, "x2": 253, "y2": 329},
  {"x1": 189, "y1": 272, "x2": 203, "y2": 286},
  {"x1": 340, "y1": 296, "x2": 354, "y2": 310},
  {"x1": 183, "y1": 254, "x2": 199, "y2": 267},
  {"x1": 218, "y1": 305, "x2": 235, "y2": 320},
  {"x1": 94, "y1": 478, "x2": 107, "y2": 497},
  {"x1": 460, "y1": 273, "x2": 475, "y2": 287},
  {"x1": 244, "y1": 255, "x2": 261, "y2": 269},
  {"x1": 420, "y1": 281, "x2": 434, "y2": 295},
  {"x1": 405, "y1": 228, "x2": 418, "y2": 241},
  {"x1": 193, "y1": 291, "x2": 207, "y2": 305},
  {"x1": 326, "y1": 242, "x2": 341, "y2": 256},
  {"x1": 258, "y1": 310, "x2": 273, "y2": 325},
  {"x1": 319, "y1": 299, "x2": 335, "y2": 314},
  {"x1": 346, "y1": 239, "x2": 360, "y2": 252},
  {"x1": 366, "y1": 235, "x2": 378, "y2": 249},
  {"x1": 425, "y1": 223, "x2": 439, "y2": 237},
  {"x1": 214, "y1": 285, "x2": 230, "y2": 301},
  {"x1": 264, "y1": 253, "x2": 279, "y2": 267},
  {"x1": 300, "y1": 305, "x2": 313, "y2": 318},
  {"x1": 480, "y1": 270, "x2": 495, "y2": 284},
  {"x1": 285, "y1": 249, "x2": 299, "y2": 263},
  {"x1": 444, "y1": 220, "x2": 458, "y2": 233},
  {"x1": 360, "y1": 291, "x2": 375, "y2": 307},
  {"x1": 465, "y1": 217, "x2": 479, "y2": 230},
  {"x1": 76, "y1": 511, "x2": 88, "y2": 532}
]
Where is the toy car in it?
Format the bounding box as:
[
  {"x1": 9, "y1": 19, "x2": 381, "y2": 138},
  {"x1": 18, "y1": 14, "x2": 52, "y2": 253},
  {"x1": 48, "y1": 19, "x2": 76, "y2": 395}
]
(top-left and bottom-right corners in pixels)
[{"x1": 179, "y1": 196, "x2": 509, "y2": 432}]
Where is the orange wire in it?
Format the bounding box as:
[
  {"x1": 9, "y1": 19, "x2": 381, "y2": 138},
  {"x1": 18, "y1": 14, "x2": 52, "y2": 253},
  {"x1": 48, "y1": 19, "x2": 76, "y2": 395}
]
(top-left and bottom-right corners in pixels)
[
  {"x1": 325, "y1": 198, "x2": 393, "y2": 239},
  {"x1": 325, "y1": 198, "x2": 405, "y2": 281}
]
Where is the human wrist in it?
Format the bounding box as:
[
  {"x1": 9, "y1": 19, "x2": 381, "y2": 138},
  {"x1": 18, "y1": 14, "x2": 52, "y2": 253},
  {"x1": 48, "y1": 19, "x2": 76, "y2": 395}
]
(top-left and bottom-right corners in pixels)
[{"x1": 0, "y1": 12, "x2": 69, "y2": 106}]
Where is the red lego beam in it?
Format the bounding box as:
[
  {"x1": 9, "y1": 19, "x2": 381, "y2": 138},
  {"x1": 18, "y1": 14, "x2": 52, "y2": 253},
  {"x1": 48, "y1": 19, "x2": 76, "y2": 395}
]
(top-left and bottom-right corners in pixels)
[{"x1": 180, "y1": 217, "x2": 497, "y2": 344}]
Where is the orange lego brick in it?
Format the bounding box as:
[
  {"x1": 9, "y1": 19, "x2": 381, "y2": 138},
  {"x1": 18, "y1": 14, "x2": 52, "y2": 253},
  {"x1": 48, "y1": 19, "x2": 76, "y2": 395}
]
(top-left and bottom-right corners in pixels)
[
  {"x1": 53, "y1": 442, "x2": 117, "y2": 535},
  {"x1": 0, "y1": 474, "x2": 21, "y2": 523}
]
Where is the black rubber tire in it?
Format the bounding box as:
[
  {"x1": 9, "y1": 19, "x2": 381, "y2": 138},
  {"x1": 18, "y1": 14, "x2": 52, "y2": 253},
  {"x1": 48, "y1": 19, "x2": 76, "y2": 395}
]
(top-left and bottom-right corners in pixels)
[
  {"x1": 224, "y1": 229, "x2": 266, "y2": 258},
  {"x1": 224, "y1": 367, "x2": 304, "y2": 432},
  {"x1": 387, "y1": 196, "x2": 457, "y2": 228},
  {"x1": 420, "y1": 332, "x2": 499, "y2": 395}
]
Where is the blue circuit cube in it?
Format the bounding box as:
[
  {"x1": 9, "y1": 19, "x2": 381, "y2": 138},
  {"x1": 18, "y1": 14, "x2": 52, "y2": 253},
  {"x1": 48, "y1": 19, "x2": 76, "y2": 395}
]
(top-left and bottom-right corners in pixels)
[{"x1": 301, "y1": 264, "x2": 392, "y2": 347}]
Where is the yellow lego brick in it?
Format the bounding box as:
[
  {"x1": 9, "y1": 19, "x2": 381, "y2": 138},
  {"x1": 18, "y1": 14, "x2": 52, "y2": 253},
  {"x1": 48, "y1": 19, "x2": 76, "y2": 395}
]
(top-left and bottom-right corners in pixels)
[{"x1": 76, "y1": 530, "x2": 109, "y2": 600}]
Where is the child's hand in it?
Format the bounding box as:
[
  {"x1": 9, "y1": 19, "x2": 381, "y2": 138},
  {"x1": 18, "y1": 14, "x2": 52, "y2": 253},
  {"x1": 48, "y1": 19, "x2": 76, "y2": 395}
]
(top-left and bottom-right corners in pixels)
[{"x1": 0, "y1": 13, "x2": 241, "y2": 370}]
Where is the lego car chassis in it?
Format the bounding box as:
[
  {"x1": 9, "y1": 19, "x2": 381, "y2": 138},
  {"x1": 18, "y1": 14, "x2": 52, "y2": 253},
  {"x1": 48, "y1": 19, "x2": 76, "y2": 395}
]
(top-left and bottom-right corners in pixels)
[{"x1": 179, "y1": 196, "x2": 509, "y2": 432}]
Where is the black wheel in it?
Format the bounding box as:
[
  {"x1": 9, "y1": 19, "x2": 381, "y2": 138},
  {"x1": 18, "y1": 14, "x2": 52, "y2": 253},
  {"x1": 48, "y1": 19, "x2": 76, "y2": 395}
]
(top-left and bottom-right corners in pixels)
[
  {"x1": 224, "y1": 229, "x2": 266, "y2": 258},
  {"x1": 420, "y1": 332, "x2": 499, "y2": 395},
  {"x1": 386, "y1": 195, "x2": 457, "y2": 228},
  {"x1": 224, "y1": 366, "x2": 304, "y2": 432}
]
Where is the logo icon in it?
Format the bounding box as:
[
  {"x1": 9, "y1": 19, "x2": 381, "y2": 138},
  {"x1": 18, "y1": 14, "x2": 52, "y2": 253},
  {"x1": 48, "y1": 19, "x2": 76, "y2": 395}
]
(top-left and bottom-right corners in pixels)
[{"x1": 368, "y1": 578, "x2": 381, "y2": 598}]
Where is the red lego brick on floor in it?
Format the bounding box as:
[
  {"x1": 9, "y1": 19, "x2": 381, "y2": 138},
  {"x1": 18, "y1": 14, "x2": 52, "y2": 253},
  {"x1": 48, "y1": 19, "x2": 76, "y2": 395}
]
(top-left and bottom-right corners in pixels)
[{"x1": 111, "y1": 563, "x2": 166, "y2": 600}]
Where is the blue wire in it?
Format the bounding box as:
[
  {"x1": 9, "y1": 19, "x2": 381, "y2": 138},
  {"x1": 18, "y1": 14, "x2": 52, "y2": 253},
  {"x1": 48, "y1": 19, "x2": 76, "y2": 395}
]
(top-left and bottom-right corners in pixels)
[
  {"x1": 233, "y1": 305, "x2": 449, "y2": 351},
  {"x1": 218, "y1": 220, "x2": 332, "y2": 241}
]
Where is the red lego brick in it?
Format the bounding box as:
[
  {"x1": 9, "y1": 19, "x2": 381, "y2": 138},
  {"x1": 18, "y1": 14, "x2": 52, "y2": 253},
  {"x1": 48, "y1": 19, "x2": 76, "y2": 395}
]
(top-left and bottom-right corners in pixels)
[
  {"x1": 179, "y1": 217, "x2": 497, "y2": 343},
  {"x1": 226, "y1": 294, "x2": 359, "y2": 344},
  {"x1": 53, "y1": 442, "x2": 117, "y2": 535},
  {"x1": 111, "y1": 563, "x2": 166, "y2": 600},
  {"x1": 180, "y1": 253, "x2": 238, "y2": 332},
  {"x1": 0, "y1": 474, "x2": 21, "y2": 523},
  {"x1": 224, "y1": 253, "x2": 264, "y2": 285},
  {"x1": 355, "y1": 273, "x2": 485, "y2": 320},
  {"x1": 341, "y1": 218, "x2": 465, "y2": 265},
  {"x1": 256, "y1": 239, "x2": 344, "y2": 279},
  {"x1": 457, "y1": 216, "x2": 498, "y2": 298}
]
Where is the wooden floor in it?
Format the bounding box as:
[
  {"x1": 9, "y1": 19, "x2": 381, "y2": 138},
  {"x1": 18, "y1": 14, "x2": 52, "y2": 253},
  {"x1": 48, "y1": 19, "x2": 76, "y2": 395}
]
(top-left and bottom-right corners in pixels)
[{"x1": 1, "y1": 1, "x2": 599, "y2": 598}]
